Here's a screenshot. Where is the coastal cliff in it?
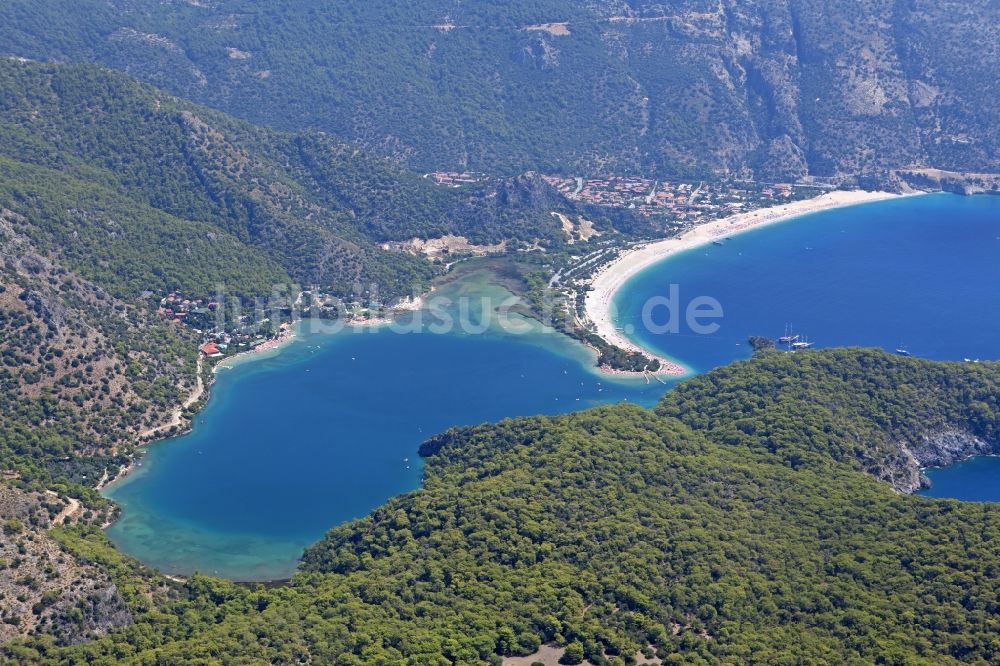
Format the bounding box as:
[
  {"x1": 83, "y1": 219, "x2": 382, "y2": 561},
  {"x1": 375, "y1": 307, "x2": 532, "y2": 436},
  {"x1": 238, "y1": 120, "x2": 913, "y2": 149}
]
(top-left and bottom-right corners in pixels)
[
  {"x1": 655, "y1": 349, "x2": 1000, "y2": 497},
  {"x1": 893, "y1": 168, "x2": 1000, "y2": 196},
  {"x1": 885, "y1": 429, "x2": 1000, "y2": 493}
]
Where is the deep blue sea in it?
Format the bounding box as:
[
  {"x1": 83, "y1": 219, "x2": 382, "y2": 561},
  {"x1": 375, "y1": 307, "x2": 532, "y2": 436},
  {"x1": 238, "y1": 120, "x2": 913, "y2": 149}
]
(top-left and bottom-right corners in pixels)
[
  {"x1": 614, "y1": 193, "x2": 1000, "y2": 371},
  {"x1": 105, "y1": 193, "x2": 1000, "y2": 580},
  {"x1": 612, "y1": 193, "x2": 1000, "y2": 505},
  {"x1": 920, "y1": 457, "x2": 1000, "y2": 502}
]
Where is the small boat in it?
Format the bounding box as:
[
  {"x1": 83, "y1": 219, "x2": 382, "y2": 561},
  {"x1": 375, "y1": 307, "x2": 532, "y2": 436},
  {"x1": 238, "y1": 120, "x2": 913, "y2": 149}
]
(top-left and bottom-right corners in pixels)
[
  {"x1": 778, "y1": 324, "x2": 799, "y2": 344},
  {"x1": 895, "y1": 348, "x2": 911, "y2": 357},
  {"x1": 712, "y1": 239, "x2": 726, "y2": 246},
  {"x1": 791, "y1": 336, "x2": 814, "y2": 350}
]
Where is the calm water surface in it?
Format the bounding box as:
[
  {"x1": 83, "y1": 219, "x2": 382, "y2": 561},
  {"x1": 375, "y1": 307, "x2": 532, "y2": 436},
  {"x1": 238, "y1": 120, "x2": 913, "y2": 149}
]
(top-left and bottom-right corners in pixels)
[
  {"x1": 615, "y1": 193, "x2": 1000, "y2": 502},
  {"x1": 105, "y1": 279, "x2": 663, "y2": 580},
  {"x1": 615, "y1": 193, "x2": 1000, "y2": 371},
  {"x1": 107, "y1": 194, "x2": 1000, "y2": 579}
]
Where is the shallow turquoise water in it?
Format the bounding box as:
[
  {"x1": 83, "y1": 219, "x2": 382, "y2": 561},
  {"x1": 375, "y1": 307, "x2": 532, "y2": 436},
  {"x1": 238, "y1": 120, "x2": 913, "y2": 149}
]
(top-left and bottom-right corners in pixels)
[
  {"x1": 104, "y1": 280, "x2": 664, "y2": 580},
  {"x1": 615, "y1": 192, "x2": 1000, "y2": 502},
  {"x1": 107, "y1": 194, "x2": 1000, "y2": 579}
]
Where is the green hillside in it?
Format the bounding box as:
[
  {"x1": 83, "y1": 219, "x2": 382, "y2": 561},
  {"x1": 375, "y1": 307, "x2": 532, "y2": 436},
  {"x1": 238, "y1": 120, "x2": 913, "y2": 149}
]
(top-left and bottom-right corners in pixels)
[
  {"x1": 0, "y1": 58, "x2": 631, "y2": 303},
  {"x1": 6, "y1": 350, "x2": 1000, "y2": 664},
  {"x1": 0, "y1": 5, "x2": 998, "y2": 662},
  {"x1": 0, "y1": 207, "x2": 199, "y2": 477}
]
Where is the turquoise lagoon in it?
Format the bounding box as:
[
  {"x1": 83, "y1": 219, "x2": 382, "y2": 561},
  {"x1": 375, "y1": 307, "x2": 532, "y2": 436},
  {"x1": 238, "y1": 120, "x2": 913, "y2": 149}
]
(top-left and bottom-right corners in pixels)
[
  {"x1": 106, "y1": 194, "x2": 1000, "y2": 579},
  {"x1": 104, "y1": 278, "x2": 664, "y2": 580}
]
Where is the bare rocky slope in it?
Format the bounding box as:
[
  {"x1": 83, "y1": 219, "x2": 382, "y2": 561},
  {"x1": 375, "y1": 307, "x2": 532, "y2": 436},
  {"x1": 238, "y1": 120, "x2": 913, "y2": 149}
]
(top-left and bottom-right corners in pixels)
[{"x1": 0, "y1": 485, "x2": 131, "y2": 646}]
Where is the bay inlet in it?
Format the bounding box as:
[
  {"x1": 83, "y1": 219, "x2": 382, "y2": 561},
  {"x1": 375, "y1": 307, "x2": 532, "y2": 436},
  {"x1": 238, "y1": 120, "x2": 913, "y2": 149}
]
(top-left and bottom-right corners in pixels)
[
  {"x1": 105, "y1": 193, "x2": 1000, "y2": 580},
  {"x1": 103, "y1": 277, "x2": 666, "y2": 581},
  {"x1": 612, "y1": 192, "x2": 1000, "y2": 501}
]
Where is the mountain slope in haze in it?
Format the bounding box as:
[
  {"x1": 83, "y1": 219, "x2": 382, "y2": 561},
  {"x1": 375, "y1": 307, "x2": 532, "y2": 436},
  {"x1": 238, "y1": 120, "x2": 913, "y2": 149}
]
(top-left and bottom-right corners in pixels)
[
  {"x1": 6, "y1": 350, "x2": 1000, "y2": 663},
  {"x1": 2, "y1": 0, "x2": 997, "y2": 180}
]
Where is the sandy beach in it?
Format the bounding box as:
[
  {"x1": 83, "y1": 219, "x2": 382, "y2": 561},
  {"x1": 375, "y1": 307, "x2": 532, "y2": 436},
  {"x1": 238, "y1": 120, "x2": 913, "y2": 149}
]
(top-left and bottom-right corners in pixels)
[
  {"x1": 214, "y1": 323, "x2": 298, "y2": 372},
  {"x1": 584, "y1": 190, "x2": 910, "y2": 372}
]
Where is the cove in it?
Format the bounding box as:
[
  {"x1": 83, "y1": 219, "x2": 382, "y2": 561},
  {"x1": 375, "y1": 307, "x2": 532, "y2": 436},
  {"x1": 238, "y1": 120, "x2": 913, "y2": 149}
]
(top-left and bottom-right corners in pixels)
[
  {"x1": 918, "y1": 457, "x2": 1000, "y2": 502},
  {"x1": 615, "y1": 192, "x2": 1000, "y2": 501},
  {"x1": 103, "y1": 276, "x2": 665, "y2": 581}
]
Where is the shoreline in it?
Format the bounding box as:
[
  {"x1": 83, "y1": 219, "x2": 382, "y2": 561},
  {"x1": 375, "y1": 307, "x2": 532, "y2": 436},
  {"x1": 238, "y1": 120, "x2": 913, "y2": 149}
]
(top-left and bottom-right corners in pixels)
[
  {"x1": 101, "y1": 355, "x2": 212, "y2": 493},
  {"x1": 212, "y1": 292, "x2": 430, "y2": 372},
  {"x1": 134, "y1": 355, "x2": 206, "y2": 442},
  {"x1": 584, "y1": 190, "x2": 917, "y2": 369},
  {"x1": 214, "y1": 323, "x2": 298, "y2": 373},
  {"x1": 107, "y1": 296, "x2": 429, "y2": 491},
  {"x1": 591, "y1": 342, "x2": 688, "y2": 378},
  {"x1": 102, "y1": 325, "x2": 301, "y2": 493}
]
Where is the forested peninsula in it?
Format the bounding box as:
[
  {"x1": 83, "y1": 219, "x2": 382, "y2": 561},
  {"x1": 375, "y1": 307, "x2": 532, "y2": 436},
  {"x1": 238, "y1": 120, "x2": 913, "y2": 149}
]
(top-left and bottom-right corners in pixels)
[{"x1": 5, "y1": 349, "x2": 1000, "y2": 664}]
